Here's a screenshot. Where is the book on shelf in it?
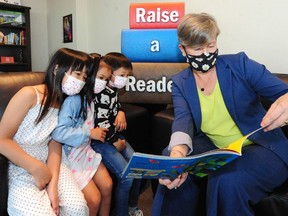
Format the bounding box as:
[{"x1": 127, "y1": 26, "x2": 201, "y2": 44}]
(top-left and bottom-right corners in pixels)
[{"x1": 122, "y1": 127, "x2": 263, "y2": 179}]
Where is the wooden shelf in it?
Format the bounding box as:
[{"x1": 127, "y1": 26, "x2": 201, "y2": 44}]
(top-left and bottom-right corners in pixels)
[{"x1": 0, "y1": 2, "x2": 31, "y2": 72}]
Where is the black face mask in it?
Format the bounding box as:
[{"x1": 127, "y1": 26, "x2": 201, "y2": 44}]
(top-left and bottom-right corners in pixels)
[{"x1": 184, "y1": 48, "x2": 218, "y2": 73}]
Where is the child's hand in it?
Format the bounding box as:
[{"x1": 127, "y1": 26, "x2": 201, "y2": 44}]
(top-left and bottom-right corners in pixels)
[
  {"x1": 114, "y1": 110, "x2": 127, "y2": 131},
  {"x1": 30, "y1": 161, "x2": 52, "y2": 190},
  {"x1": 46, "y1": 181, "x2": 59, "y2": 215},
  {"x1": 91, "y1": 127, "x2": 108, "y2": 142}
]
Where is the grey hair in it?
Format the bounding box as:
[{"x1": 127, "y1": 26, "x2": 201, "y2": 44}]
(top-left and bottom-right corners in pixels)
[{"x1": 177, "y1": 13, "x2": 220, "y2": 47}]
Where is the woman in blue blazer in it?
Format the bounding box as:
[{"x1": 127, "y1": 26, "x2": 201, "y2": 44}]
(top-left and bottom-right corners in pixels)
[{"x1": 152, "y1": 13, "x2": 288, "y2": 216}]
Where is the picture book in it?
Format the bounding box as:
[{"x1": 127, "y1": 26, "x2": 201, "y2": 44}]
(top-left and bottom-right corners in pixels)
[{"x1": 122, "y1": 127, "x2": 263, "y2": 179}]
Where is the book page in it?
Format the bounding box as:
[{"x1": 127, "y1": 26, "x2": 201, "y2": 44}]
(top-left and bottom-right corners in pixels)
[{"x1": 225, "y1": 127, "x2": 263, "y2": 154}]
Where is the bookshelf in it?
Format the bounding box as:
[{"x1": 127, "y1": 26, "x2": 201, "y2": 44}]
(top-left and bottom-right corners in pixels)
[{"x1": 0, "y1": 2, "x2": 31, "y2": 72}]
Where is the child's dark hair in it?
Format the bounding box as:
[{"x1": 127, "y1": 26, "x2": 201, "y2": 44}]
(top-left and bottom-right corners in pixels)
[
  {"x1": 80, "y1": 54, "x2": 103, "y2": 119},
  {"x1": 103, "y1": 52, "x2": 133, "y2": 73},
  {"x1": 37, "y1": 48, "x2": 94, "y2": 123}
]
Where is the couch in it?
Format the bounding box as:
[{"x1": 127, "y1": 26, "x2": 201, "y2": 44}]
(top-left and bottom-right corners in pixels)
[{"x1": 1, "y1": 64, "x2": 288, "y2": 215}]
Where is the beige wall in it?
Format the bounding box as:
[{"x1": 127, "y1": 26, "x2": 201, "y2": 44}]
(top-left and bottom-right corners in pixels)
[{"x1": 21, "y1": 0, "x2": 288, "y2": 74}]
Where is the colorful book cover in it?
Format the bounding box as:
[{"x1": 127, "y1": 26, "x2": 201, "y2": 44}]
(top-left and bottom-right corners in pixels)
[{"x1": 122, "y1": 127, "x2": 263, "y2": 179}]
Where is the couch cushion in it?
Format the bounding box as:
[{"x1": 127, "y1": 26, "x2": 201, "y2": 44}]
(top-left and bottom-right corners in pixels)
[{"x1": 0, "y1": 72, "x2": 45, "y2": 120}]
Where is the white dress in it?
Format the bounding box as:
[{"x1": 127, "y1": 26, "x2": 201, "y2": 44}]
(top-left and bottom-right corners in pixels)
[
  {"x1": 66, "y1": 103, "x2": 102, "y2": 190},
  {"x1": 8, "y1": 87, "x2": 89, "y2": 216}
]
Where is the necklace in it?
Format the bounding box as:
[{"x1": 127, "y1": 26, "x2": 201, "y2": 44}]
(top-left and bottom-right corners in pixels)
[{"x1": 194, "y1": 71, "x2": 214, "y2": 92}]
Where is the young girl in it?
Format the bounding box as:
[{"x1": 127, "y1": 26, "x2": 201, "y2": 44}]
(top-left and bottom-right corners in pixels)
[
  {"x1": 0, "y1": 48, "x2": 93, "y2": 215},
  {"x1": 52, "y1": 56, "x2": 113, "y2": 216},
  {"x1": 91, "y1": 52, "x2": 143, "y2": 216}
]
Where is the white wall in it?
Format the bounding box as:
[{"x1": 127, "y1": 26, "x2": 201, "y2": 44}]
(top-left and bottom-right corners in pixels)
[
  {"x1": 86, "y1": 0, "x2": 288, "y2": 74},
  {"x1": 46, "y1": 0, "x2": 77, "y2": 55},
  {"x1": 20, "y1": 0, "x2": 288, "y2": 74},
  {"x1": 21, "y1": 0, "x2": 49, "y2": 71}
]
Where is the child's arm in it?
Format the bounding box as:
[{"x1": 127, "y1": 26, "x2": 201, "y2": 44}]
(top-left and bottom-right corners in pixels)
[
  {"x1": 52, "y1": 96, "x2": 91, "y2": 147},
  {"x1": 46, "y1": 139, "x2": 61, "y2": 215},
  {"x1": 0, "y1": 87, "x2": 51, "y2": 190},
  {"x1": 114, "y1": 110, "x2": 127, "y2": 132}
]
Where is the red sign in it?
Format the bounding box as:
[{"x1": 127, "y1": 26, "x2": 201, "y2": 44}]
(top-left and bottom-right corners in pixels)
[
  {"x1": 1, "y1": 56, "x2": 14, "y2": 63},
  {"x1": 129, "y1": 2, "x2": 185, "y2": 29}
]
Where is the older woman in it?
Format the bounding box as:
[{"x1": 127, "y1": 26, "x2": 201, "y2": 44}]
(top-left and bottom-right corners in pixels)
[{"x1": 152, "y1": 13, "x2": 288, "y2": 216}]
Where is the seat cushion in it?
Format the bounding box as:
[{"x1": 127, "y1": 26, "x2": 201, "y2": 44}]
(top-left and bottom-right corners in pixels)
[{"x1": 121, "y1": 103, "x2": 152, "y2": 153}]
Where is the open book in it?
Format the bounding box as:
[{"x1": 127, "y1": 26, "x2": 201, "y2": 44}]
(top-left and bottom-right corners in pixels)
[{"x1": 122, "y1": 127, "x2": 263, "y2": 179}]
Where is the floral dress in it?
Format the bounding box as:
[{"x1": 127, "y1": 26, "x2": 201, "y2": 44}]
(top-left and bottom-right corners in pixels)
[{"x1": 66, "y1": 103, "x2": 102, "y2": 190}]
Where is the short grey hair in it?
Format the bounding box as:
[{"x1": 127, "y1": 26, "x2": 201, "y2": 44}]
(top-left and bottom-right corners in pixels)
[{"x1": 177, "y1": 13, "x2": 220, "y2": 47}]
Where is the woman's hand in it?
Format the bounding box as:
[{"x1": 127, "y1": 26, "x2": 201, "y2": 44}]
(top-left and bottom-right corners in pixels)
[
  {"x1": 261, "y1": 93, "x2": 288, "y2": 131},
  {"x1": 159, "y1": 144, "x2": 189, "y2": 189},
  {"x1": 114, "y1": 111, "x2": 127, "y2": 131}
]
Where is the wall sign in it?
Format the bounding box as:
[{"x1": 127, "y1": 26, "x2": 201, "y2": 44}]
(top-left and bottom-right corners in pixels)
[{"x1": 129, "y1": 2, "x2": 185, "y2": 29}]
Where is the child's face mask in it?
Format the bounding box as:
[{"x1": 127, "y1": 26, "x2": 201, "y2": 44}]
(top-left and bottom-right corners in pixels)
[
  {"x1": 62, "y1": 73, "x2": 85, "y2": 95},
  {"x1": 109, "y1": 75, "x2": 127, "y2": 89},
  {"x1": 94, "y1": 78, "x2": 107, "y2": 94}
]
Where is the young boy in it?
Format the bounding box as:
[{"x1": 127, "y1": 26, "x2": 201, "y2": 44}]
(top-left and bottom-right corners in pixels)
[{"x1": 91, "y1": 52, "x2": 143, "y2": 216}]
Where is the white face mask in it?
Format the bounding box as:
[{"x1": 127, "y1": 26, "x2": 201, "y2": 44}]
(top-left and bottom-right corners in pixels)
[
  {"x1": 109, "y1": 75, "x2": 127, "y2": 89},
  {"x1": 62, "y1": 73, "x2": 85, "y2": 96},
  {"x1": 94, "y1": 78, "x2": 107, "y2": 94}
]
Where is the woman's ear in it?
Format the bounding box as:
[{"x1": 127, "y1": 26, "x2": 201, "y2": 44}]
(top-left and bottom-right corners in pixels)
[
  {"x1": 178, "y1": 44, "x2": 186, "y2": 57},
  {"x1": 53, "y1": 64, "x2": 58, "y2": 76}
]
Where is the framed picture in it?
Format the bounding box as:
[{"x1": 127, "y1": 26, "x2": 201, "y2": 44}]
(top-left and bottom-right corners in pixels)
[{"x1": 63, "y1": 14, "x2": 72, "y2": 43}]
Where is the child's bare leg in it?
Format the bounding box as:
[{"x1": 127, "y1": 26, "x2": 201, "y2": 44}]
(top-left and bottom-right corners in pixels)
[
  {"x1": 94, "y1": 162, "x2": 113, "y2": 216},
  {"x1": 113, "y1": 139, "x2": 126, "y2": 152},
  {"x1": 82, "y1": 180, "x2": 101, "y2": 216}
]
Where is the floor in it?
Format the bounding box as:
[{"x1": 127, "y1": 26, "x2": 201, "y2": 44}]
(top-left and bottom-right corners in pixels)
[{"x1": 138, "y1": 180, "x2": 154, "y2": 216}]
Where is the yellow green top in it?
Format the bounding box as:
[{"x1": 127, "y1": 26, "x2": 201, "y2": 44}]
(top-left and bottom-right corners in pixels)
[{"x1": 198, "y1": 81, "x2": 252, "y2": 149}]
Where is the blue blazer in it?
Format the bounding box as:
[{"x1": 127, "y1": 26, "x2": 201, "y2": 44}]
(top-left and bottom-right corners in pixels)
[{"x1": 171, "y1": 52, "x2": 288, "y2": 165}]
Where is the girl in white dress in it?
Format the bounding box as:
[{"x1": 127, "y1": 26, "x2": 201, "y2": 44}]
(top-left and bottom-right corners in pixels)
[
  {"x1": 0, "y1": 48, "x2": 94, "y2": 215},
  {"x1": 52, "y1": 56, "x2": 113, "y2": 216}
]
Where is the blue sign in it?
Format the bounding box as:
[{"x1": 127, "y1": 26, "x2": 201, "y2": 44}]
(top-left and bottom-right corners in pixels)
[{"x1": 121, "y1": 29, "x2": 186, "y2": 62}]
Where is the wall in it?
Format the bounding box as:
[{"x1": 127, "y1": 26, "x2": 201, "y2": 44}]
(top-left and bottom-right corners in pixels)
[
  {"x1": 20, "y1": 0, "x2": 288, "y2": 74},
  {"x1": 46, "y1": 0, "x2": 77, "y2": 55},
  {"x1": 21, "y1": 0, "x2": 48, "y2": 71},
  {"x1": 86, "y1": 0, "x2": 288, "y2": 74}
]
